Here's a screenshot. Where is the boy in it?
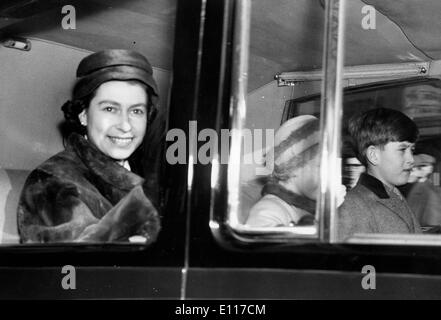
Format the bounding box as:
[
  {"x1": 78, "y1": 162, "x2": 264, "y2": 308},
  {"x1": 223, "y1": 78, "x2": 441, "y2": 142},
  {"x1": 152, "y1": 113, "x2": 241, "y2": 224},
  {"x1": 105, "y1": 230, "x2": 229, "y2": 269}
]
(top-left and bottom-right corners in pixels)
[{"x1": 338, "y1": 108, "x2": 421, "y2": 240}]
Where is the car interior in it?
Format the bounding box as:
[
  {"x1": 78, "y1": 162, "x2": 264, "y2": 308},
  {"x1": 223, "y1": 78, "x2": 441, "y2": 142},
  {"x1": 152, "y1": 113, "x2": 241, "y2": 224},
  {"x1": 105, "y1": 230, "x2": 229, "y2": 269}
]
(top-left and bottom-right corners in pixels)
[{"x1": 1, "y1": 0, "x2": 441, "y2": 244}]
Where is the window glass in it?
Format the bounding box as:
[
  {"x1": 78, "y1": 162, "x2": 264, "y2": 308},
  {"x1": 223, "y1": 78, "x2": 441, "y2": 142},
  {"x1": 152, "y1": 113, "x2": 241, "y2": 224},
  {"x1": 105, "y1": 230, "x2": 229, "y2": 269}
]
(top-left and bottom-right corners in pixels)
[
  {"x1": 286, "y1": 79, "x2": 441, "y2": 192},
  {"x1": 0, "y1": 0, "x2": 176, "y2": 244},
  {"x1": 229, "y1": 0, "x2": 441, "y2": 245},
  {"x1": 284, "y1": 79, "x2": 441, "y2": 244},
  {"x1": 334, "y1": 0, "x2": 441, "y2": 244},
  {"x1": 232, "y1": 0, "x2": 327, "y2": 239},
  {"x1": 338, "y1": 79, "x2": 441, "y2": 242}
]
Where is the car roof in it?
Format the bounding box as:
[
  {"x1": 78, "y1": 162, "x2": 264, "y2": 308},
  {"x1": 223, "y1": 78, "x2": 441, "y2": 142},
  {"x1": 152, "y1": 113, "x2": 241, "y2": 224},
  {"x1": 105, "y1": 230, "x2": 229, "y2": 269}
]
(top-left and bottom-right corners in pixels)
[{"x1": 1, "y1": 0, "x2": 440, "y2": 91}]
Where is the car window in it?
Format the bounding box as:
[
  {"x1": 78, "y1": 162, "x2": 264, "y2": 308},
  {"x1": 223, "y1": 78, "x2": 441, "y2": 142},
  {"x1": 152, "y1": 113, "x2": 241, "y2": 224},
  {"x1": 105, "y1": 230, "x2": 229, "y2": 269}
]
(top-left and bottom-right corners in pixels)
[
  {"x1": 0, "y1": 0, "x2": 176, "y2": 245},
  {"x1": 216, "y1": 0, "x2": 441, "y2": 246},
  {"x1": 218, "y1": 0, "x2": 328, "y2": 242},
  {"x1": 279, "y1": 1, "x2": 441, "y2": 245}
]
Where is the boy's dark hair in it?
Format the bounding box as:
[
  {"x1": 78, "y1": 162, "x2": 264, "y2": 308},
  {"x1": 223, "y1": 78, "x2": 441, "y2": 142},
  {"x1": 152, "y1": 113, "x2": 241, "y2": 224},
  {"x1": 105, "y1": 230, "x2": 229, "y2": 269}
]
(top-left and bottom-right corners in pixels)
[{"x1": 348, "y1": 108, "x2": 419, "y2": 166}]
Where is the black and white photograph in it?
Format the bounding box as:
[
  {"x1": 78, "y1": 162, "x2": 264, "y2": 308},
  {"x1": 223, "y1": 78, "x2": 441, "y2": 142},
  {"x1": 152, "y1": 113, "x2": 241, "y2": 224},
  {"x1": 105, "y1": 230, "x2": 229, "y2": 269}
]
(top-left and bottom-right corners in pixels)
[{"x1": 1, "y1": 0, "x2": 441, "y2": 306}]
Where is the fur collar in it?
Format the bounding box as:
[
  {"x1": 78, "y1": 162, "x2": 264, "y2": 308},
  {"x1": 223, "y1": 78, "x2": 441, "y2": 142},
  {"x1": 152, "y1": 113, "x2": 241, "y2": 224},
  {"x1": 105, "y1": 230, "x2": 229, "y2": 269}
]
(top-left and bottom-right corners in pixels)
[{"x1": 67, "y1": 133, "x2": 144, "y2": 191}]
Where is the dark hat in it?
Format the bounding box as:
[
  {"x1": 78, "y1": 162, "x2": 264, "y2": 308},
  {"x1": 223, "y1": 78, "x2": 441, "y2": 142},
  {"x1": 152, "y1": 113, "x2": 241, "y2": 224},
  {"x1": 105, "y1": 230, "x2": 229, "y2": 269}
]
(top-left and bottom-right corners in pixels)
[{"x1": 73, "y1": 49, "x2": 159, "y2": 103}]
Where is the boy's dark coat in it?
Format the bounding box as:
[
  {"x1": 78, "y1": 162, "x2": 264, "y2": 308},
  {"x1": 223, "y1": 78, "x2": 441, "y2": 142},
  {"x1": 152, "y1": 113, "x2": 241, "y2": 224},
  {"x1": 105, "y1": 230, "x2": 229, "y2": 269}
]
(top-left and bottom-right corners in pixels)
[
  {"x1": 17, "y1": 133, "x2": 160, "y2": 243},
  {"x1": 338, "y1": 173, "x2": 421, "y2": 241}
]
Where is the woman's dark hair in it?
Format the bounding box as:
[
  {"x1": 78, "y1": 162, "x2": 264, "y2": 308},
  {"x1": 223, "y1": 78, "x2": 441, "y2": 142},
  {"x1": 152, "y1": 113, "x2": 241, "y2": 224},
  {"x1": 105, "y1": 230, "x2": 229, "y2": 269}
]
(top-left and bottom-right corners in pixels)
[
  {"x1": 61, "y1": 92, "x2": 94, "y2": 139},
  {"x1": 349, "y1": 107, "x2": 419, "y2": 166}
]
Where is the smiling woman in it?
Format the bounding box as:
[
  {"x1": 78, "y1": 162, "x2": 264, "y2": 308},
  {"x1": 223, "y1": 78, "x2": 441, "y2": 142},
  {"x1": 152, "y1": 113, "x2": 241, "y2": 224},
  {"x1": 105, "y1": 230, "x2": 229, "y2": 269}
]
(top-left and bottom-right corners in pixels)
[{"x1": 17, "y1": 49, "x2": 162, "y2": 243}]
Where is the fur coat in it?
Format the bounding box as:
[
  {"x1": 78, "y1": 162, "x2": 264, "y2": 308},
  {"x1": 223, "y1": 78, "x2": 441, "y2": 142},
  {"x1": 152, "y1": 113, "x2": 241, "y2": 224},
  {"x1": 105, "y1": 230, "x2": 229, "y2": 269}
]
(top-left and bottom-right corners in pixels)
[{"x1": 17, "y1": 133, "x2": 161, "y2": 243}]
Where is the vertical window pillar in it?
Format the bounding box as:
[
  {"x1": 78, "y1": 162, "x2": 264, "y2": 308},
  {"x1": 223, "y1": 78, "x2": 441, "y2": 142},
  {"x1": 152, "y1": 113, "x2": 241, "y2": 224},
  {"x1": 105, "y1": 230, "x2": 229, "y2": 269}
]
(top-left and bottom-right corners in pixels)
[{"x1": 318, "y1": 0, "x2": 346, "y2": 242}]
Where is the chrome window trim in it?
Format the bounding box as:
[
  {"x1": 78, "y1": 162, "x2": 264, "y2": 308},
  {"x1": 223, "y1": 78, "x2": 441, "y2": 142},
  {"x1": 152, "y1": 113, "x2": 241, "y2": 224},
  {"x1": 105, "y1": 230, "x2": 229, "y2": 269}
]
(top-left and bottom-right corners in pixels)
[
  {"x1": 318, "y1": 0, "x2": 346, "y2": 243},
  {"x1": 275, "y1": 61, "x2": 430, "y2": 86},
  {"x1": 345, "y1": 234, "x2": 441, "y2": 246},
  {"x1": 225, "y1": 0, "x2": 250, "y2": 228}
]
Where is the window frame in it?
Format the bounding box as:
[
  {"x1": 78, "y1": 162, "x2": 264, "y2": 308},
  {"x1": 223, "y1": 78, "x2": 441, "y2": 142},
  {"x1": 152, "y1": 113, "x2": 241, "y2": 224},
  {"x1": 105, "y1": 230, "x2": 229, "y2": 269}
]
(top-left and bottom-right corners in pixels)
[
  {"x1": 209, "y1": 0, "x2": 347, "y2": 245},
  {"x1": 0, "y1": 0, "x2": 192, "y2": 268},
  {"x1": 209, "y1": 0, "x2": 441, "y2": 249}
]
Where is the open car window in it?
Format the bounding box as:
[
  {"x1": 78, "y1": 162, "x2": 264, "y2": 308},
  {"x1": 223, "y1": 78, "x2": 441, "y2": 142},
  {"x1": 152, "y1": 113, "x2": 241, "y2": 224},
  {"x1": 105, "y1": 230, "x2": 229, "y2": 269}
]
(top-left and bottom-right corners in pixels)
[{"x1": 0, "y1": 0, "x2": 176, "y2": 245}]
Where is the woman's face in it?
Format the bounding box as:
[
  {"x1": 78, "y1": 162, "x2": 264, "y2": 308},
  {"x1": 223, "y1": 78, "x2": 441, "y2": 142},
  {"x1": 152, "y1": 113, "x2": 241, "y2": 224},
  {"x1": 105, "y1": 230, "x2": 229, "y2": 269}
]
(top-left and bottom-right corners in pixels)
[{"x1": 79, "y1": 80, "x2": 148, "y2": 162}]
